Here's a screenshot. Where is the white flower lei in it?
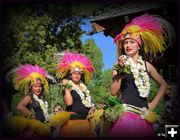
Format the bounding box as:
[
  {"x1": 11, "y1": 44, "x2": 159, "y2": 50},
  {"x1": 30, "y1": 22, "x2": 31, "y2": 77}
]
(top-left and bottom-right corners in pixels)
[
  {"x1": 68, "y1": 80, "x2": 95, "y2": 108},
  {"x1": 124, "y1": 55, "x2": 151, "y2": 98},
  {"x1": 33, "y1": 94, "x2": 49, "y2": 122}
]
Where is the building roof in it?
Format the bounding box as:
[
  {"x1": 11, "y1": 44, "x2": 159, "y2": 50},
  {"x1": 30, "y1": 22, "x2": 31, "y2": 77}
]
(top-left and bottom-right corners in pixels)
[
  {"x1": 90, "y1": 3, "x2": 175, "y2": 38},
  {"x1": 91, "y1": 3, "x2": 165, "y2": 22},
  {"x1": 90, "y1": 2, "x2": 178, "y2": 75}
]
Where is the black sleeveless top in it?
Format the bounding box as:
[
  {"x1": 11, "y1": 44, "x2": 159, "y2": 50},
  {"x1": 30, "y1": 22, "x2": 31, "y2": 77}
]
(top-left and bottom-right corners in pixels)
[
  {"x1": 66, "y1": 90, "x2": 90, "y2": 119},
  {"x1": 120, "y1": 61, "x2": 149, "y2": 108},
  {"x1": 27, "y1": 95, "x2": 46, "y2": 122}
]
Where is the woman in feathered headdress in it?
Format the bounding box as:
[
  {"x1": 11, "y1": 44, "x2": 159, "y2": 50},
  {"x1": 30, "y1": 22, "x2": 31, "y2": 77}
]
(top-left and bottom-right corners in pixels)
[
  {"x1": 109, "y1": 14, "x2": 175, "y2": 137},
  {"x1": 7, "y1": 64, "x2": 50, "y2": 137},
  {"x1": 56, "y1": 51, "x2": 96, "y2": 137}
]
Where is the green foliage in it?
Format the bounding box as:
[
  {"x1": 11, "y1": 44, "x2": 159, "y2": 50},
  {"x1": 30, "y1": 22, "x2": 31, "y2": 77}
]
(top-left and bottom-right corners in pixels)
[
  {"x1": 97, "y1": 96, "x2": 123, "y2": 123},
  {"x1": 148, "y1": 78, "x2": 165, "y2": 117},
  {"x1": 58, "y1": 83, "x2": 72, "y2": 94},
  {"x1": 81, "y1": 38, "x2": 104, "y2": 79},
  {"x1": 80, "y1": 38, "x2": 109, "y2": 106},
  {"x1": 3, "y1": 4, "x2": 108, "y2": 75},
  {"x1": 99, "y1": 69, "x2": 112, "y2": 93},
  {"x1": 104, "y1": 104, "x2": 125, "y2": 123},
  {"x1": 46, "y1": 84, "x2": 67, "y2": 114},
  {"x1": 113, "y1": 64, "x2": 131, "y2": 75},
  {"x1": 148, "y1": 78, "x2": 166, "y2": 133},
  {"x1": 4, "y1": 6, "x2": 58, "y2": 74},
  {"x1": 11, "y1": 92, "x2": 23, "y2": 115},
  {"x1": 106, "y1": 96, "x2": 122, "y2": 106}
]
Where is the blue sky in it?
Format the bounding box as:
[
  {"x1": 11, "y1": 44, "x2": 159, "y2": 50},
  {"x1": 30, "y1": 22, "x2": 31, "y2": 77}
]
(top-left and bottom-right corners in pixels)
[{"x1": 80, "y1": 19, "x2": 117, "y2": 71}]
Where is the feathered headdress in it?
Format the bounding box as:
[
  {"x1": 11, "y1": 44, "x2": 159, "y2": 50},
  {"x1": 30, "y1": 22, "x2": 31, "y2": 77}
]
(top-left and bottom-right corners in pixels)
[
  {"x1": 56, "y1": 51, "x2": 95, "y2": 84},
  {"x1": 114, "y1": 14, "x2": 175, "y2": 59},
  {"x1": 12, "y1": 64, "x2": 49, "y2": 94}
]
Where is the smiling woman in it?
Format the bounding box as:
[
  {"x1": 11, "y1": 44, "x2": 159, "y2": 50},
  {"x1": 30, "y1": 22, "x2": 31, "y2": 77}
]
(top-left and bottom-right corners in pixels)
[
  {"x1": 6, "y1": 64, "x2": 50, "y2": 137},
  {"x1": 55, "y1": 51, "x2": 96, "y2": 137}
]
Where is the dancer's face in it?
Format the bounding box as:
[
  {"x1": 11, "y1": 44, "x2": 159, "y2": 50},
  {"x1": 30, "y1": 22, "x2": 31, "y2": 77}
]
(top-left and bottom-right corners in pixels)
[
  {"x1": 123, "y1": 38, "x2": 140, "y2": 57},
  {"x1": 70, "y1": 71, "x2": 82, "y2": 84},
  {"x1": 31, "y1": 83, "x2": 43, "y2": 96}
]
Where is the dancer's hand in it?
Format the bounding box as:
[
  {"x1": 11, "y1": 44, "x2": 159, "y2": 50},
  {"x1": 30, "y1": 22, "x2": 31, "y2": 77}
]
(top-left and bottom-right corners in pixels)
[
  {"x1": 88, "y1": 107, "x2": 96, "y2": 115},
  {"x1": 62, "y1": 79, "x2": 68, "y2": 85},
  {"x1": 118, "y1": 55, "x2": 127, "y2": 67},
  {"x1": 148, "y1": 103, "x2": 155, "y2": 110}
]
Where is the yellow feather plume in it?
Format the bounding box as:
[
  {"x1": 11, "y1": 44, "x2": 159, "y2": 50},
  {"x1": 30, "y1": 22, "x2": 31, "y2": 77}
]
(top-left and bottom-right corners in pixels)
[
  {"x1": 7, "y1": 116, "x2": 50, "y2": 136},
  {"x1": 49, "y1": 111, "x2": 70, "y2": 128}
]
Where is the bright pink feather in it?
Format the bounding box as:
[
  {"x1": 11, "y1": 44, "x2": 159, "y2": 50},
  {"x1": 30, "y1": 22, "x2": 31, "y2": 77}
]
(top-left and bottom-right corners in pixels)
[
  {"x1": 16, "y1": 64, "x2": 46, "y2": 81},
  {"x1": 114, "y1": 14, "x2": 163, "y2": 42},
  {"x1": 57, "y1": 51, "x2": 94, "y2": 73}
]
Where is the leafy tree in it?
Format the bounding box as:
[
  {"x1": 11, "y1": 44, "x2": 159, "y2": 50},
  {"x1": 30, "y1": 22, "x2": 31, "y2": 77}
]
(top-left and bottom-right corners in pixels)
[
  {"x1": 11, "y1": 92, "x2": 23, "y2": 115},
  {"x1": 81, "y1": 38, "x2": 104, "y2": 79},
  {"x1": 81, "y1": 39, "x2": 112, "y2": 98},
  {"x1": 3, "y1": 3, "x2": 118, "y2": 115},
  {"x1": 80, "y1": 38, "x2": 105, "y2": 104},
  {"x1": 4, "y1": 5, "x2": 58, "y2": 74},
  {"x1": 46, "y1": 84, "x2": 67, "y2": 114},
  {"x1": 90, "y1": 69, "x2": 112, "y2": 105}
]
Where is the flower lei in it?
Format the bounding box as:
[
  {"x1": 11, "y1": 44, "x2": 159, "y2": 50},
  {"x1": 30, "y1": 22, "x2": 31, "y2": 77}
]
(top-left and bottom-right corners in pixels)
[
  {"x1": 114, "y1": 55, "x2": 151, "y2": 98},
  {"x1": 68, "y1": 80, "x2": 95, "y2": 108},
  {"x1": 123, "y1": 55, "x2": 151, "y2": 98},
  {"x1": 33, "y1": 94, "x2": 49, "y2": 122}
]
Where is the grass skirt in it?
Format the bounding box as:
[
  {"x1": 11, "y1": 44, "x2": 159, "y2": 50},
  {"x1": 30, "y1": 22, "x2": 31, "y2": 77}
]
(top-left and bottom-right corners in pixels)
[
  {"x1": 7, "y1": 116, "x2": 50, "y2": 137},
  {"x1": 60, "y1": 117, "x2": 93, "y2": 137},
  {"x1": 108, "y1": 112, "x2": 155, "y2": 137}
]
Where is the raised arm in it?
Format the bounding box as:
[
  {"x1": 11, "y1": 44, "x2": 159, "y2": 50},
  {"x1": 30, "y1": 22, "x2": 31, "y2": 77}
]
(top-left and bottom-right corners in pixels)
[
  {"x1": 146, "y1": 62, "x2": 168, "y2": 110},
  {"x1": 110, "y1": 56, "x2": 126, "y2": 96},
  {"x1": 110, "y1": 69, "x2": 122, "y2": 96},
  {"x1": 62, "y1": 79, "x2": 73, "y2": 106}
]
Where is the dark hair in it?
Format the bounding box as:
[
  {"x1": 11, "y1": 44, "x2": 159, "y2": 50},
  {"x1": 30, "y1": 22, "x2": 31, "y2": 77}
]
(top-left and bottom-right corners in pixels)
[
  {"x1": 28, "y1": 82, "x2": 45, "y2": 99},
  {"x1": 63, "y1": 70, "x2": 71, "y2": 80},
  {"x1": 139, "y1": 44, "x2": 150, "y2": 61},
  {"x1": 121, "y1": 48, "x2": 126, "y2": 55},
  {"x1": 139, "y1": 46, "x2": 144, "y2": 57},
  {"x1": 81, "y1": 73, "x2": 85, "y2": 83}
]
